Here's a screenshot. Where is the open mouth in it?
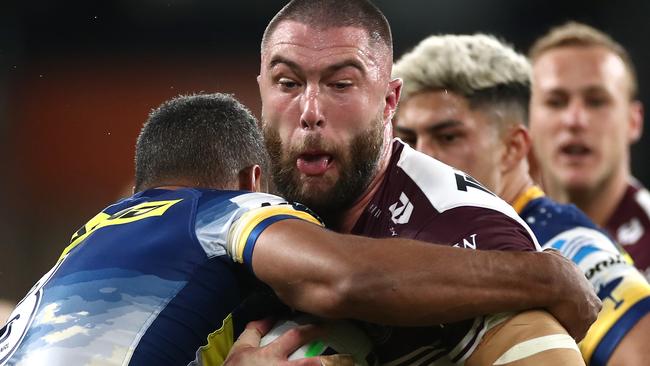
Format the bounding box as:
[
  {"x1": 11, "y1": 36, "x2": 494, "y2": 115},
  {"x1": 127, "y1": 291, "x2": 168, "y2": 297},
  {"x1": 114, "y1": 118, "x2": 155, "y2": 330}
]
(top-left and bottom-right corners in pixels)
[
  {"x1": 296, "y1": 153, "x2": 334, "y2": 176},
  {"x1": 560, "y1": 143, "x2": 592, "y2": 157}
]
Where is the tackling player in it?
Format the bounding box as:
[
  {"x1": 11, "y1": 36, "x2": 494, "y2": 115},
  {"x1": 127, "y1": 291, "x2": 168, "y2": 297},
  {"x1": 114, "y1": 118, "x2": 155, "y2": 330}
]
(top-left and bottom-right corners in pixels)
[{"x1": 393, "y1": 33, "x2": 650, "y2": 366}]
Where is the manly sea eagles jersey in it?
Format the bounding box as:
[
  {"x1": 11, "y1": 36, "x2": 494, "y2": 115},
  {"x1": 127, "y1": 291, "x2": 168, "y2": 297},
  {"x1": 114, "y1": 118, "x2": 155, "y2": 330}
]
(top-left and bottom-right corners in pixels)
[
  {"x1": 515, "y1": 186, "x2": 650, "y2": 366},
  {"x1": 604, "y1": 180, "x2": 650, "y2": 280},
  {"x1": 350, "y1": 140, "x2": 541, "y2": 365},
  {"x1": 0, "y1": 188, "x2": 321, "y2": 366}
]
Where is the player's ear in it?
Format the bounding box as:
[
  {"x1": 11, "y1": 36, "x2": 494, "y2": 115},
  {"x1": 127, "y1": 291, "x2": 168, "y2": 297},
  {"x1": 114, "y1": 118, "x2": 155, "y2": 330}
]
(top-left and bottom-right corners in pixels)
[
  {"x1": 238, "y1": 165, "x2": 263, "y2": 192},
  {"x1": 384, "y1": 78, "x2": 403, "y2": 121},
  {"x1": 628, "y1": 100, "x2": 643, "y2": 143},
  {"x1": 500, "y1": 124, "x2": 531, "y2": 174}
]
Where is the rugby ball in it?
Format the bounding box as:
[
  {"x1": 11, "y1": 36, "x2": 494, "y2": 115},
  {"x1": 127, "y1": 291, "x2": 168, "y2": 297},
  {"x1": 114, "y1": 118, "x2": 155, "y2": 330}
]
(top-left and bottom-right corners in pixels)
[{"x1": 259, "y1": 314, "x2": 375, "y2": 365}]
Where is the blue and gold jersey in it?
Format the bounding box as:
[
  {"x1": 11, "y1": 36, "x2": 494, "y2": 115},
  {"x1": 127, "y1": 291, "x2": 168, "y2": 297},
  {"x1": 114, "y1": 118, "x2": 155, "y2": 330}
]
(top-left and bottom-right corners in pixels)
[
  {"x1": 515, "y1": 186, "x2": 650, "y2": 366},
  {"x1": 0, "y1": 188, "x2": 321, "y2": 366}
]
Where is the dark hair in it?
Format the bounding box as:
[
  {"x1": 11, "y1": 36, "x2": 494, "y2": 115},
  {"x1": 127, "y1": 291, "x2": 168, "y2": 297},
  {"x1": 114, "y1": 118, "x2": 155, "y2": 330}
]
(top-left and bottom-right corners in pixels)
[
  {"x1": 468, "y1": 83, "x2": 531, "y2": 128},
  {"x1": 262, "y1": 0, "x2": 392, "y2": 56},
  {"x1": 134, "y1": 93, "x2": 269, "y2": 192}
]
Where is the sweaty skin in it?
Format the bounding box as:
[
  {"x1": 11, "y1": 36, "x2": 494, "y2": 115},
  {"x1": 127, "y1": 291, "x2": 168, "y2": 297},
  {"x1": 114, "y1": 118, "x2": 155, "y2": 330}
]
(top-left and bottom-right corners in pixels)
[{"x1": 254, "y1": 20, "x2": 600, "y2": 339}]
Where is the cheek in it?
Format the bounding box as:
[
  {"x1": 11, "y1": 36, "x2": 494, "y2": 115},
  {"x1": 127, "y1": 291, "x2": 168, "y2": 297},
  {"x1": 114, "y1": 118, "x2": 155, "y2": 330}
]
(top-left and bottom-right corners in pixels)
[
  {"x1": 442, "y1": 146, "x2": 474, "y2": 173},
  {"x1": 530, "y1": 123, "x2": 554, "y2": 151}
]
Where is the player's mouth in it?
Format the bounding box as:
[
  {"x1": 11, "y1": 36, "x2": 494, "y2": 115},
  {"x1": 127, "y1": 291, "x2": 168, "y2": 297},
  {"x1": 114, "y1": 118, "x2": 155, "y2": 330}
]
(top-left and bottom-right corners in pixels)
[
  {"x1": 558, "y1": 142, "x2": 593, "y2": 163},
  {"x1": 296, "y1": 152, "x2": 334, "y2": 176}
]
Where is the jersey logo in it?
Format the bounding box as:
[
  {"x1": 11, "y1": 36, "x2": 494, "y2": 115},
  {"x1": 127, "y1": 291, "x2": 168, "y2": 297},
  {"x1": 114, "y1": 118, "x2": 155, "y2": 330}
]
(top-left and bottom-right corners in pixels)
[
  {"x1": 616, "y1": 218, "x2": 644, "y2": 246},
  {"x1": 60, "y1": 199, "x2": 183, "y2": 261},
  {"x1": 455, "y1": 173, "x2": 494, "y2": 196},
  {"x1": 388, "y1": 192, "x2": 413, "y2": 224},
  {"x1": 585, "y1": 255, "x2": 626, "y2": 280},
  {"x1": 0, "y1": 257, "x2": 64, "y2": 363},
  {"x1": 597, "y1": 277, "x2": 624, "y2": 310}
]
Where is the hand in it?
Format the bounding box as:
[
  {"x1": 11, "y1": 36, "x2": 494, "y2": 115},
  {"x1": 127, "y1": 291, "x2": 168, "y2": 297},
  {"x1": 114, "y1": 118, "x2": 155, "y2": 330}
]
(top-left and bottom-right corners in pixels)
[
  {"x1": 223, "y1": 318, "x2": 354, "y2": 366},
  {"x1": 543, "y1": 249, "x2": 602, "y2": 341}
]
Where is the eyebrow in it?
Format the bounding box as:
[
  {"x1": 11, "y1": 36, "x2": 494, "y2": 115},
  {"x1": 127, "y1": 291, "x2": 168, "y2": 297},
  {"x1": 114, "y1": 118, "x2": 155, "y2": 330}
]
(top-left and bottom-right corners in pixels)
[
  {"x1": 394, "y1": 125, "x2": 416, "y2": 135},
  {"x1": 269, "y1": 56, "x2": 302, "y2": 74},
  {"x1": 324, "y1": 59, "x2": 366, "y2": 76},
  {"x1": 268, "y1": 56, "x2": 366, "y2": 76},
  {"x1": 396, "y1": 119, "x2": 463, "y2": 135}
]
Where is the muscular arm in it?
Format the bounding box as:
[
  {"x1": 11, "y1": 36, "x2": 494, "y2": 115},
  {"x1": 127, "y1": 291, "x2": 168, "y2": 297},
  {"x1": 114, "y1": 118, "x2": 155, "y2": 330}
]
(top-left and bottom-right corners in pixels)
[
  {"x1": 250, "y1": 219, "x2": 600, "y2": 339},
  {"x1": 609, "y1": 313, "x2": 650, "y2": 366},
  {"x1": 466, "y1": 310, "x2": 584, "y2": 365}
]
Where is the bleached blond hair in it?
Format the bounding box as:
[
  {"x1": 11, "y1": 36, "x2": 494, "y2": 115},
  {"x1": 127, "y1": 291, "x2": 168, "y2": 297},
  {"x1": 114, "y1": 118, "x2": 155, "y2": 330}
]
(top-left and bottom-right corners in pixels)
[
  {"x1": 394, "y1": 34, "x2": 530, "y2": 101},
  {"x1": 394, "y1": 34, "x2": 532, "y2": 127}
]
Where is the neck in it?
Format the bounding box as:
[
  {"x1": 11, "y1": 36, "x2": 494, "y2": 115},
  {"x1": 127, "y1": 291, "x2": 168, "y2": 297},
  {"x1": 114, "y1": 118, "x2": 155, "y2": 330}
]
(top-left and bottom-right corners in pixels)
[
  {"x1": 337, "y1": 137, "x2": 393, "y2": 233},
  {"x1": 500, "y1": 162, "x2": 536, "y2": 208},
  {"x1": 567, "y1": 167, "x2": 631, "y2": 226}
]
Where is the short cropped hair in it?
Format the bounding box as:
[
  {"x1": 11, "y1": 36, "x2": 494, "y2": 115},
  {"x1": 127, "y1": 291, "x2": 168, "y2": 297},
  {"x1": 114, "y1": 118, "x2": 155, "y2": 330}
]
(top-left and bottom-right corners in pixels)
[
  {"x1": 134, "y1": 93, "x2": 269, "y2": 192},
  {"x1": 393, "y1": 34, "x2": 531, "y2": 127},
  {"x1": 529, "y1": 21, "x2": 638, "y2": 98},
  {"x1": 261, "y1": 0, "x2": 392, "y2": 57}
]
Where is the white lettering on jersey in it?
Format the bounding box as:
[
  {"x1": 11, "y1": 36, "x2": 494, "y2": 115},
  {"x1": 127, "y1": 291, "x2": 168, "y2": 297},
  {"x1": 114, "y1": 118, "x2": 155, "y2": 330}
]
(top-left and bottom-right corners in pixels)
[
  {"x1": 388, "y1": 192, "x2": 414, "y2": 225},
  {"x1": 453, "y1": 234, "x2": 478, "y2": 250}
]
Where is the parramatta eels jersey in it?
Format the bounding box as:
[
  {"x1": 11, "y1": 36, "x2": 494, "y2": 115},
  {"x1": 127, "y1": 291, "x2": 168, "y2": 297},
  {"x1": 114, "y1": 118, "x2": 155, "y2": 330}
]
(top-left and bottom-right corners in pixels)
[
  {"x1": 604, "y1": 180, "x2": 650, "y2": 280},
  {"x1": 350, "y1": 140, "x2": 541, "y2": 365},
  {"x1": 0, "y1": 188, "x2": 321, "y2": 366},
  {"x1": 514, "y1": 186, "x2": 650, "y2": 366}
]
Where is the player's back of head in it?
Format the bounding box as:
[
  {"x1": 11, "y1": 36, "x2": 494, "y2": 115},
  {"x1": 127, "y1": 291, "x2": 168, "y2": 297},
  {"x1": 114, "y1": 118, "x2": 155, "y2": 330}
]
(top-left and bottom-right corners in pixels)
[
  {"x1": 134, "y1": 93, "x2": 269, "y2": 192},
  {"x1": 393, "y1": 34, "x2": 531, "y2": 129},
  {"x1": 262, "y1": 0, "x2": 392, "y2": 57}
]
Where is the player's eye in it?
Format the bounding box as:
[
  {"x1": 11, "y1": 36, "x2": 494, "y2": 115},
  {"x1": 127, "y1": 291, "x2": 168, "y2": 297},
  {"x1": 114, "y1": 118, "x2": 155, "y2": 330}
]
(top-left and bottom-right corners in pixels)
[
  {"x1": 544, "y1": 96, "x2": 568, "y2": 109},
  {"x1": 401, "y1": 136, "x2": 416, "y2": 147},
  {"x1": 584, "y1": 95, "x2": 609, "y2": 108},
  {"x1": 329, "y1": 80, "x2": 353, "y2": 91},
  {"x1": 278, "y1": 77, "x2": 301, "y2": 90},
  {"x1": 436, "y1": 132, "x2": 460, "y2": 144},
  {"x1": 394, "y1": 131, "x2": 416, "y2": 147}
]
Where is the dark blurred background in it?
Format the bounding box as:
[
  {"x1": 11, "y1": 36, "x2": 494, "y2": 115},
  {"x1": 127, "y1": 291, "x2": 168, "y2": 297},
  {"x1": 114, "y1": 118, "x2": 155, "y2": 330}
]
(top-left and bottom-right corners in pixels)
[{"x1": 2, "y1": 0, "x2": 649, "y2": 302}]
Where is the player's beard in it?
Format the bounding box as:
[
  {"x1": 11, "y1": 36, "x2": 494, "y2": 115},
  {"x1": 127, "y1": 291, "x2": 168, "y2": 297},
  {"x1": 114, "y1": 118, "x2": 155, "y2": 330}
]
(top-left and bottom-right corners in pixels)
[{"x1": 264, "y1": 116, "x2": 384, "y2": 228}]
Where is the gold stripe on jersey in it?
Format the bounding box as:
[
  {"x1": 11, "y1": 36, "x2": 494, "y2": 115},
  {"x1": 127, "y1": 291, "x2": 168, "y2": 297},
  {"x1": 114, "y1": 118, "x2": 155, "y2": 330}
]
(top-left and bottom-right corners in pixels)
[
  {"x1": 228, "y1": 205, "x2": 323, "y2": 264},
  {"x1": 195, "y1": 313, "x2": 234, "y2": 365},
  {"x1": 512, "y1": 185, "x2": 545, "y2": 213},
  {"x1": 59, "y1": 199, "x2": 182, "y2": 262},
  {"x1": 579, "y1": 272, "x2": 650, "y2": 364}
]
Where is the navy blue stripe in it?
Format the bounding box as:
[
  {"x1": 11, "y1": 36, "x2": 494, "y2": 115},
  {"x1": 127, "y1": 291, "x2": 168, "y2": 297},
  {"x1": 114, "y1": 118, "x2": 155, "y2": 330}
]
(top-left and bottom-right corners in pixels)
[
  {"x1": 243, "y1": 215, "x2": 302, "y2": 272},
  {"x1": 590, "y1": 296, "x2": 650, "y2": 366}
]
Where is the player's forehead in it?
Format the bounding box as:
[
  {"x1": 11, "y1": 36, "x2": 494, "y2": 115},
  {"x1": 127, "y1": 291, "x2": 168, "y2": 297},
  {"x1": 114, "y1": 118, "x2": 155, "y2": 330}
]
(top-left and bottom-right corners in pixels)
[
  {"x1": 262, "y1": 20, "x2": 387, "y2": 75},
  {"x1": 398, "y1": 90, "x2": 473, "y2": 127},
  {"x1": 532, "y1": 46, "x2": 629, "y2": 93}
]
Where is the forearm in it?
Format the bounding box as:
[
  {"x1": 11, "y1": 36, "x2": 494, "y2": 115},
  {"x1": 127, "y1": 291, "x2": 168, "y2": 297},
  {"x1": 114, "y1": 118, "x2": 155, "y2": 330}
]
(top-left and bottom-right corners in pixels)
[
  {"x1": 608, "y1": 313, "x2": 650, "y2": 366},
  {"x1": 251, "y1": 220, "x2": 565, "y2": 326}
]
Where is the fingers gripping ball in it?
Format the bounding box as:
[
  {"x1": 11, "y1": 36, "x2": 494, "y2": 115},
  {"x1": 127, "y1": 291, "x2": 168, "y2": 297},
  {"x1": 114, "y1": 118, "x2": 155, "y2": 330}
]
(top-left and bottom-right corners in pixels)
[{"x1": 259, "y1": 315, "x2": 376, "y2": 365}]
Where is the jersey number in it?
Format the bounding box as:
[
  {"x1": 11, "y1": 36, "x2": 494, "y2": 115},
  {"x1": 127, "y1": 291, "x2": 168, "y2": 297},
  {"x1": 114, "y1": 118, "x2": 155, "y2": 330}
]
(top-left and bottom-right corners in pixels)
[{"x1": 455, "y1": 173, "x2": 494, "y2": 196}]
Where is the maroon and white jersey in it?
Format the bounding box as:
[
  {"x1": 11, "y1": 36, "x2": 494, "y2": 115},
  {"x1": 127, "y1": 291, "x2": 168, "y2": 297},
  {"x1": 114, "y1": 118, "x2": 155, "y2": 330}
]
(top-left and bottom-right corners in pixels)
[
  {"x1": 352, "y1": 139, "x2": 540, "y2": 365},
  {"x1": 605, "y1": 180, "x2": 650, "y2": 280}
]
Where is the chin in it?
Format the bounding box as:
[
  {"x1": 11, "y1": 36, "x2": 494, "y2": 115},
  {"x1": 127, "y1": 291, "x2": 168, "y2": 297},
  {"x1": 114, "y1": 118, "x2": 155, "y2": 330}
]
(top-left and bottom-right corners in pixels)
[{"x1": 560, "y1": 174, "x2": 600, "y2": 192}]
